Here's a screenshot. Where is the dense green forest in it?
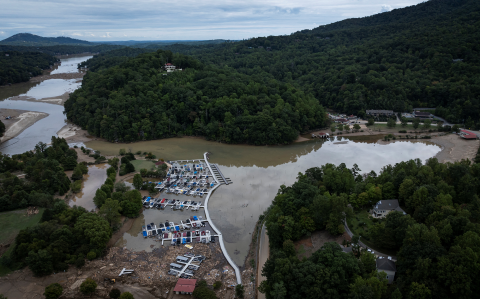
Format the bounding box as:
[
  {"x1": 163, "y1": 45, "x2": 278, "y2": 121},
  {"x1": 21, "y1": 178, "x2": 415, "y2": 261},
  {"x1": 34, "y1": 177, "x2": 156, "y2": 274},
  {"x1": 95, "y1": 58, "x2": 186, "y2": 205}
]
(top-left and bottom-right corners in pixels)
[
  {"x1": 142, "y1": 0, "x2": 480, "y2": 125},
  {"x1": 0, "y1": 44, "x2": 123, "y2": 56},
  {"x1": 0, "y1": 33, "x2": 93, "y2": 46},
  {"x1": 0, "y1": 137, "x2": 77, "y2": 212},
  {"x1": 0, "y1": 139, "x2": 142, "y2": 276},
  {"x1": 261, "y1": 158, "x2": 480, "y2": 299},
  {"x1": 77, "y1": 47, "x2": 155, "y2": 72},
  {"x1": 0, "y1": 51, "x2": 58, "y2": 85},
  {"x1": 65, "y1": 50, "x2": 326, "y2": 145}
]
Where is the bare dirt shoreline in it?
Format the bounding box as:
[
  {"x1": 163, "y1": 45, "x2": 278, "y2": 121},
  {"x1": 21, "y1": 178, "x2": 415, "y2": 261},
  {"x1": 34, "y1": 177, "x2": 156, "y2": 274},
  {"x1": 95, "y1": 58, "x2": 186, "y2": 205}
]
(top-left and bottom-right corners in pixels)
[{"x1": 0, "y1": 109, "x2": 49, "y2": 143}]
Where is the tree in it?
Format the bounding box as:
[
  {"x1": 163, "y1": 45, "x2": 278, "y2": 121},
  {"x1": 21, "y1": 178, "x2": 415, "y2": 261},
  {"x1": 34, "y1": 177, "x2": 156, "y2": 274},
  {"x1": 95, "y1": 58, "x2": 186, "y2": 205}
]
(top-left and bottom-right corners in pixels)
[
  {"x1": 0, "y1": 120, "x2": 5, "y2": 137},
  {"x1": 213, "y1": 281, "x2": 222, "y2": 290},
  {"x1": 344, "y1": 124, "x2": 350, "y2": 132},
  {"x1": 235, "y1": 284, "x2": 245, "y2": 298},
  {"x1": 44, "y1": 283, "x2": 63, "y2": 299},
  {"x1": 338, "y1": 124, "x2": 344, "y2": 132},
  {"x1": 391, "y1": 288, "x2": 403, "y2": 299},
  {"x1": 80, "y1": 278, "x2": 97, "y2": 295},
  {"x1": 353, "y1": 124, "x2": 361, "y2": 132},
  {"x1": 423, "y1": 119, "x2": 431, "y2": 131},
  {"x1": 413, "y1": 118, "x2": 420, "y2": 130},
  {"x1": 133, "y1": 174, "x2": 143, "y2": 190},
  {"x1": 367, "y1": 118, "x2": 375, "y2": 126},
  {"x1": 98, "y1": 199, "x2": 122, "y2": 227},
  {"x1": 71, "y1": 167, "x2": 83, "y2": 181},
  {"x1": 74, "y1": 213, "x2": 112, "y2": 250},
  {"x1": 109, "y1": 288, "x2": 121, "y2": 299},
  {"x1": 401, "y1": 117, "x2": 408, "y2": 127},
  {"x1": 93, "y1": 189, "x2": 107, "y2": 207},
  {"x1": 330, "y1": 124, "x2": 337, "y2": 133},
  {"x1": 119, "y1": 149, "x2": 126, "y2": 155},
  {"x1": 387, "y1": 118, "x2": 396, "y2": 128},
  {"x1": 408, "y1": 282, "x2": 431, "y2": 299},
  {"x1": 119, "y1": 292, "x2": 134, "y2": 299},
  {"x1": 26, "y1": 249, "x2": 53, "y2": 276}
]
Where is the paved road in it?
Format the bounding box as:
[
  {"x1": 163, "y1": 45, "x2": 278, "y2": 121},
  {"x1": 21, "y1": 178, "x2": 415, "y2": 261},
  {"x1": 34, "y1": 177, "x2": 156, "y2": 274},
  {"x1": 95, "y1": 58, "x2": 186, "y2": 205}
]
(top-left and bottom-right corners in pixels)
[
  {"x1": 257, "y1": 223, "x2": 269, "y2": 299},
  {"x1": 344, "y1": 221, "x2": 396, "y2": 261}
]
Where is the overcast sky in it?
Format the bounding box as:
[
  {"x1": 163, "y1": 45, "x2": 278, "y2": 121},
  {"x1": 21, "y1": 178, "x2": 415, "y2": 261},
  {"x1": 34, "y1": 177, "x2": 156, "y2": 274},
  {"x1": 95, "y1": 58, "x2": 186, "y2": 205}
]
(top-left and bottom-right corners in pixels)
[{"x1": 0, "y1": 0, "x2": 426, "y2": 41}]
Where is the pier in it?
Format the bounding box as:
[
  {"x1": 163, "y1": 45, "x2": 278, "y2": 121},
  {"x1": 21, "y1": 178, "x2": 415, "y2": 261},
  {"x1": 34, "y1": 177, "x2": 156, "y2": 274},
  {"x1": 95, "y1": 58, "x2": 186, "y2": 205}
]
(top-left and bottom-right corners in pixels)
[{"x1": 203, "y1": 152, "x2": 242, "y2": 284}]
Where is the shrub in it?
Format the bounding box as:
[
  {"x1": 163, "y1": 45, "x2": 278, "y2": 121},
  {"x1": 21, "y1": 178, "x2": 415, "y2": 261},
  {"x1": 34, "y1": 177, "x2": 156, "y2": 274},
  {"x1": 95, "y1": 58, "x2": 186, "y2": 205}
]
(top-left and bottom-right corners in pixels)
[
  {"x1": 80, "y1": 278, "x2": 97, "y2": 295},
  {"x1": 213, "y1": 281, "x2": 222, "y2": 290},
  {"x1": 235, "y1": 284, "x2": 245, "y2": 298},
  {"x1": 119, "y1": 149, "x2": 126, "y2": 156},
  {"x1": 87, "y1": 251, "x2": 96, "y2": 260},
  {"x1": 119, "y1": 292, "x2": 134, "y2": 299},
  {"x1": 75, "y1": 257, "x2": 85, "y2": 268},
  {"x1": 44, "y1": 283, "x2": 63, "y2": 299},
  {"x1": 109, "y1": 288, "x2": 121, "y2": 299},
  {"x1": 399, "y1": 130, "x2": 407, "y2": 133}
]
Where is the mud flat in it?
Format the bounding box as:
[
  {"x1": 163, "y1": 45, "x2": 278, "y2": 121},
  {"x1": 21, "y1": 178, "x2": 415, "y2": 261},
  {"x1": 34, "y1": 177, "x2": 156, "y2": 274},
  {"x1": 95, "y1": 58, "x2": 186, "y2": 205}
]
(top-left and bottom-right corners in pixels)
[{"x1": 0, "y1": 109, "x2": 48, "y2": 143}]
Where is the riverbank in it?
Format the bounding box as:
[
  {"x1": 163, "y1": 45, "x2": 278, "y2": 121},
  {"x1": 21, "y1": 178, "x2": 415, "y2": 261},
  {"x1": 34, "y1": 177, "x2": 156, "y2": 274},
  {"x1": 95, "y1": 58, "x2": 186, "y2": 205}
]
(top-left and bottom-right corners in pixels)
[
  {"x1": 375, "y1": 133, "x2": 479, "y2": 163},
  {"x1": 57, "y1": 123, "x2": 93, "y2": 143},
  {"x1": 0, "y1": 109, "x2": 49, "y2": 143},
  {"x1": 30, "y1": 72, "x2": 85, "y2": 83}
]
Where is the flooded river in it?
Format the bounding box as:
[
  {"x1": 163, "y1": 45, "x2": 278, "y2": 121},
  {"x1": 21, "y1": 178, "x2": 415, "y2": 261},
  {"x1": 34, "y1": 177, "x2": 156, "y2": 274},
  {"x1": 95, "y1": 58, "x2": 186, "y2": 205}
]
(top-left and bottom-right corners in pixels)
[
  {"x1": 87, "y1": 137, "x2": 441, "y2": 265},
  {"x1": 0, "y1": 55, "x2": 91, "y2": 155},
  {"x1": 69, "y1": 164, "x2": 109, "y2": 211},
  {"x1": 0, "y1": 53, "x2": 444, "y2": 266}
]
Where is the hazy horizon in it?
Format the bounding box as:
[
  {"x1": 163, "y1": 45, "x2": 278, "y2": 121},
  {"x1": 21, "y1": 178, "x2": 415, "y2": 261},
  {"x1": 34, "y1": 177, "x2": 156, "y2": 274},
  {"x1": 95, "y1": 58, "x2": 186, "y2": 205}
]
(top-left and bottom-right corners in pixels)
[{"x1": 1, "y1": 0, "x2": 426, "y2": 41}]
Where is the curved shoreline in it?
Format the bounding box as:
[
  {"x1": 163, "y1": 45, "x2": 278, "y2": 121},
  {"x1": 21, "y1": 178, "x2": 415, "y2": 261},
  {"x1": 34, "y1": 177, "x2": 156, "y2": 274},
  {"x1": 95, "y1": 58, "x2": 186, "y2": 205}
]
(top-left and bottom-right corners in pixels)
[
  {"x1": 0, "y1": 110, "x2": 49, "y2": 143},
  {"x1": 203, "y1": 152, "x2": 242, "y2": 285}
]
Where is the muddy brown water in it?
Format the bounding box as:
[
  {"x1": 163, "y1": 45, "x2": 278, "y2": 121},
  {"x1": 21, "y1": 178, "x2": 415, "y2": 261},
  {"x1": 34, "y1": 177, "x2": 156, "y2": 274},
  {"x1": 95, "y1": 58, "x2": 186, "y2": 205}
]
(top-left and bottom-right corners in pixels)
[
  {"x1": 87, "y1": 137, "x2": 441, "y2": 266},
  {"x1": 69, "y1": 164, "x2": 109, "y2": 211}
]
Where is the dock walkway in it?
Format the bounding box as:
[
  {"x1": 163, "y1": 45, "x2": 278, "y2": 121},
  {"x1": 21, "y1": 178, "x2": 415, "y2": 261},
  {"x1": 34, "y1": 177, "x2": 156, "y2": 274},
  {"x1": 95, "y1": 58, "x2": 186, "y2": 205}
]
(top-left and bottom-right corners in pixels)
[
  {"x1": 203, "y1": 152, "x2": 242, "y2": 285},
  {"x1": 210, "y1": 163, "x2": 232, "y2": 185}
]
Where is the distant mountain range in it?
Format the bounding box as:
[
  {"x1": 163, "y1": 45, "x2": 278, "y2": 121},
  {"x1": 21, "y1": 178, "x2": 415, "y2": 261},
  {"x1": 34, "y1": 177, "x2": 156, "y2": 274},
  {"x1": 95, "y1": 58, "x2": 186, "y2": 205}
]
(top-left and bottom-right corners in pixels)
[
  {"x1": 0, "y1": 33, "x2": 232, "y2": 47},
  {"x1": 0, "y1": 33, "x2": 93, "y2": 46}
]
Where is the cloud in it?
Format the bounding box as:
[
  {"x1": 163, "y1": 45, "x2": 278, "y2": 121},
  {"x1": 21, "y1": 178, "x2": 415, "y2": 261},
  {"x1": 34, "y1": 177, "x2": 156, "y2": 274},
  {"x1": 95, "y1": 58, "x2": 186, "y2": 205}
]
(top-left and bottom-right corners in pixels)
[
  {"x1": 0, "y1": 0, "x2": 426, "y2": 40},
  {"x1": 380, "y1": 4, "x2": 393, "y2": 13},
  {"x1": 0, "y1": 31, "x2": 5, "y2": 35}
]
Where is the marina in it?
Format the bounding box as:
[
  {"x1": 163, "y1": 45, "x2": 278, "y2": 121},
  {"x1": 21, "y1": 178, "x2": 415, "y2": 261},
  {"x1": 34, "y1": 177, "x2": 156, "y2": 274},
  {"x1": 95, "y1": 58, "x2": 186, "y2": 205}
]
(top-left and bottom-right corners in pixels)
[{"x1": 138, "y1": 154, "x2": 242, "y2": 284}]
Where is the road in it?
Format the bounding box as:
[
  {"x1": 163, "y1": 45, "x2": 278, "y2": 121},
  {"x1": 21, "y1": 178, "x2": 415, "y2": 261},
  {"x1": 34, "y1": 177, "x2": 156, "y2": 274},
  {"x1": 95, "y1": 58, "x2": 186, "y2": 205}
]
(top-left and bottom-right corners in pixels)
[{"x1": 257, "y1": 223, "x2": 269, "y2": 299}]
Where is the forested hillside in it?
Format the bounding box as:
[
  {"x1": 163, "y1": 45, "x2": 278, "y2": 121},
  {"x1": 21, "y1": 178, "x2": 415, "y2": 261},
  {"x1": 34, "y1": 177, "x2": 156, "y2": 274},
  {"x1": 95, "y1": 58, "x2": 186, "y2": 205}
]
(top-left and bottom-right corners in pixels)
[
  {"x1": 0, "y1": 44, "x2": 123, "y2": 56},
  {"x1": 261, "y1": 158, "x2": 480, "y2": 299},
  {"x1": 65, "y1": 50, "x2": 325, "y2": 145},
  {"x1": 0, "y1": 51, "x2": 58, "y2": 85},
  {"x1": 155, "y1": 0, "x2": 480, "y2": 124},
  {"x1": 77, "y1": 47, "x2": 155, "y2": 72},
  {"x1": 0, "y1": 33, "x2": 93, "y2": 46}
]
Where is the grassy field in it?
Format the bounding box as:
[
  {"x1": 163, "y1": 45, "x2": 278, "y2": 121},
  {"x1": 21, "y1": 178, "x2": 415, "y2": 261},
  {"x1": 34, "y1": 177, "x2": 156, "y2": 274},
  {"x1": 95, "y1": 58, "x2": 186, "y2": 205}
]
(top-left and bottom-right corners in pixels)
[
  {"x1": 130, "y1": 159, "x2": 156, "y2": 171},
  {"x1": 0, "y1": 208, "x2": 45, "y2": 276}
]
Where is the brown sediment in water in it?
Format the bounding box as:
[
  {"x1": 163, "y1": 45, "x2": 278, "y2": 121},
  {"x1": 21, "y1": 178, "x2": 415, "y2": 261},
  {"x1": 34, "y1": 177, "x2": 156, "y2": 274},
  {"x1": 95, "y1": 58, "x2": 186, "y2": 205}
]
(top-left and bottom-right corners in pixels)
[
  {"x1": 69, "y1": 164, "x2": 109, "y2": 211},
  {"x1": 91, "y1": 138, "x2": 441, "y2": 266}
]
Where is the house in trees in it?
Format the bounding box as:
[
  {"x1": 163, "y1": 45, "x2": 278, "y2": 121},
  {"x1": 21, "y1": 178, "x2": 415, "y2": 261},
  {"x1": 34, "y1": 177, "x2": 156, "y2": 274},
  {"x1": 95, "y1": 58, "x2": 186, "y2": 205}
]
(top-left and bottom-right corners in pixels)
[
  {"x1": 371, "y1": 200, "x2": 405, "y2": 218},
  {"x1": 174, "y1": 278, "x2": 197, "y2": 295},
  {"x1": 376, "y1": 257, "x2": 396, "y2": 284},
  {"x1": 165, "y1": 63, "x2": 176, "y2": 71}
]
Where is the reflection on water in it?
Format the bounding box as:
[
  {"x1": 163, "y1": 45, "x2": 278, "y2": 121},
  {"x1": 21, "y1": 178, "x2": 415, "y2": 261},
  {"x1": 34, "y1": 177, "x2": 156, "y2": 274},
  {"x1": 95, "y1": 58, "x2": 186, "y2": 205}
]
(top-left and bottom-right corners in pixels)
[
  {"x1": 0, "y1": 55, "x2": 92, "y2": 155},
  {"x1": 0, "y1": 100, "x2": 66, "y2": 155},
  {"x1": 0, "y1": 81, "x2": 39, "y2": 101},
  {"x1": 89, "y1": 137, "x2": 441, "y2": 265},
  {"x1": 22, "y1": 79, "x2": 81, "y2": 100},
  {"x1": 69, "y1": 164, "x2": 109, "y2": 211},
  {"x1": 115, "y1": 204, "x2": 206, "y2": 252},
  {"x1": 51, "y1": 55, "x2": 92, "y2": 74}
]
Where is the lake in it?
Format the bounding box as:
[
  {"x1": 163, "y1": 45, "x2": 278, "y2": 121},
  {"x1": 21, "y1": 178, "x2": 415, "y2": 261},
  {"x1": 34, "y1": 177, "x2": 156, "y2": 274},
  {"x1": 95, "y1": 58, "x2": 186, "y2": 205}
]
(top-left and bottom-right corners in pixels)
[{"x1": 87, "y1": 137, "x2": 441, "y2": 265}]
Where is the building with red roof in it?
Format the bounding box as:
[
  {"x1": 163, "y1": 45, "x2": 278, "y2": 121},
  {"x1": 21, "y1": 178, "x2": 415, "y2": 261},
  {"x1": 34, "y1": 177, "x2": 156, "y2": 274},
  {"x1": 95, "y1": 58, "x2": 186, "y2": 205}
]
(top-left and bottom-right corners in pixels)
[
  {"x1": 174, "y1": 278, "x2": 197, "y2": 294},
  {"x1": 165, "y1": 63, "x2": 176, "y2": 71},
  {"x1": 460, "y1": 130, "x2": 477, "y2": 140}
]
